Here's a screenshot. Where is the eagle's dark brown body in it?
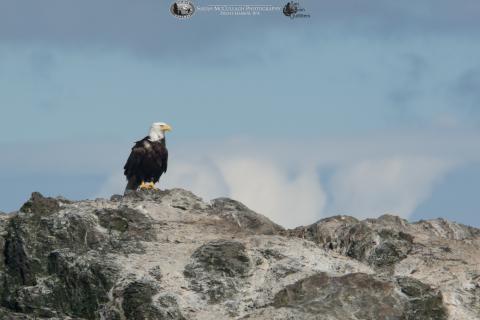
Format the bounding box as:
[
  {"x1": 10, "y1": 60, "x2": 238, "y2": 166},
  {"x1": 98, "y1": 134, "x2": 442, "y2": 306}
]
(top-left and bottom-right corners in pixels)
[{"x1": 123, "y1": 136, "x2": 168, "y2": 191}]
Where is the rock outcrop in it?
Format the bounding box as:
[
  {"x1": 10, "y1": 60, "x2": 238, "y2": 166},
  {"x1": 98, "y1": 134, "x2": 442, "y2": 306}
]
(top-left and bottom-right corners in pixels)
[{"x1": 0, "y1": 189, "x2": 478, "y2": 319}]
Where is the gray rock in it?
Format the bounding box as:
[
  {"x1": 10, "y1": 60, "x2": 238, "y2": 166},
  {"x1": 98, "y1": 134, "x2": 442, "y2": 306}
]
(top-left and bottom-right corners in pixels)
[
  {"x1": 19, "y1": 192, "x2": 62, "y2": 215},
  {"x1": 47, "y1": 250, "x2": 119, "y2": 319},
  {"x1": 396, "y1": 276, "x2": 447, "y2": 319},
  {"x1": 148, "y1": 265, "x2": 163, "y2": 281},
  {"x1": 0, "y1": 189, "x2": 477, "y2": 319},
  {"x1": 121, "y1": 279, "x2": 159, "y2": 320},
  {"x1": 112, "y1": 278, "x2": 185, "y2": 320},
  {"x1": 290, "y1": 215, "x2": 414, "y2": 269},
  {"x1": 155, "y1": 293, "x2": 186, "y2": 320},
  {"x1": 121, "y1": 188, "x2": 209, "y2": 212},
  {"x1": 274, "y1": 272, "x2": 405, "y2": 318},
  {"x1": 184, "y1": 240, "x2": 251, "y2": 302},
  {"x1": 210, "y1": 198, "x2": 284, "y2": 235},
  {"x1": 273, "y1": 272, "x2": 447, "y2": 320},
  {"x1": 95, "y1": 207, "x2": 157, "y2": 242},
  {"x1": 413, "y1": 218, "x2": 480, "y2": 240}
]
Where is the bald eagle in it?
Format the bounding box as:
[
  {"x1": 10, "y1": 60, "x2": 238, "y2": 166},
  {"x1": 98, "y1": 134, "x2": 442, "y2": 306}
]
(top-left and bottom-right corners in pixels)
[{"x1": 123, "y1": 122, "x2": 172, "y2": 193}]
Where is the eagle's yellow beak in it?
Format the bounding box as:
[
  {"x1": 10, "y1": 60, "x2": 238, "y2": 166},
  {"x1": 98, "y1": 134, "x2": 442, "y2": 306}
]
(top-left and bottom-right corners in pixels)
[{"x1": 162, "y1": 124, "x2": 172, "y2": 132}]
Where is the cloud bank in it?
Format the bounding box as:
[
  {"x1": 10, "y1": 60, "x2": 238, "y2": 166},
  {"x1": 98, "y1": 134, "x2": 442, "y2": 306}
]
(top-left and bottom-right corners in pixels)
[
  {"x1": 216, "y1": 157, "x2": 326, "y2": 227},
  {"x1": 330, "y1": 157, "x2": 454, "y2": 219},
  {"x1": 94, "y1": 132, "x2": 476, "y2": 228}
]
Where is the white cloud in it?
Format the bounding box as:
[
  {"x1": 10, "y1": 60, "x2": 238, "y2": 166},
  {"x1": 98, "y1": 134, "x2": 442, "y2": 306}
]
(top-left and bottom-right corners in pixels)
[
  {"x1": 96, "y1": 172, "x2": 125, "y2": 198},
  {"x1": 217, "y1": 157, "x2": 326, "y2": 228},
  {"x1": 163, "y1": 159, "x2": 228, "y2": 201},
  {"x1": 97, "y1": 156, "x2": 326, "y2": 228},
  {"x1": 330, "y1": 157, "x2": 454, "y2": 219},
  {"x1": 93, "y1": 132, "x2": 475, "y2": 228}
]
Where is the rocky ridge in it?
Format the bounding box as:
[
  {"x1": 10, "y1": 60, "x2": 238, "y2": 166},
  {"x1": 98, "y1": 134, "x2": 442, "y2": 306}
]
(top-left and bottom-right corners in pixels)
[{"x1": 0, "y1": 189, "x2": 478, "y2": 319}]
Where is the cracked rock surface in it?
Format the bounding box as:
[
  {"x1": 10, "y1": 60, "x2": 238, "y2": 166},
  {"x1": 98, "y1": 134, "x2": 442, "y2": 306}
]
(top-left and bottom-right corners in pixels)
[{"x1": 0, "y1": 189, "x2": 478, "y2": 319}]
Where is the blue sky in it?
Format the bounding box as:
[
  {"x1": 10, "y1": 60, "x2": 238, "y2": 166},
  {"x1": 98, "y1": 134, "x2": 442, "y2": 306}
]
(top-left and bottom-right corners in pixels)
[{"x1": 1, "y1": 0, "x2": 480, "y2": 227}]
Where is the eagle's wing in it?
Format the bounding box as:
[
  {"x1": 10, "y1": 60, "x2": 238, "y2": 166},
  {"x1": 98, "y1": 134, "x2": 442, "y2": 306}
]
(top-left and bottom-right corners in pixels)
[
  {"x1": 163, "y1": 149, "x2": 168, "y2": 173},
  {"x1": 123, "y1": 138, "x2": 148, "y2": 178},
  {"x1": 152, "y1": 141, "x2": 168, "y2": 174}
]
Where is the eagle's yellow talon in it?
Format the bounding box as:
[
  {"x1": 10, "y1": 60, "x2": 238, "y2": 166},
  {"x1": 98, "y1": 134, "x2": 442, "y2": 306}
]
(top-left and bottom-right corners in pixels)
[{"x1": 139, "y1": 182, "x2": 156, "y2": 190}]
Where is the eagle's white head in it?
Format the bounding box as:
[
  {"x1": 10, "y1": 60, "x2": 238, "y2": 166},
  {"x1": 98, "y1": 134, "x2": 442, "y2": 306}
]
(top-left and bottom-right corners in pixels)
[{"x1": 148, "y1": 122, "x2": 172, "y2": 141}]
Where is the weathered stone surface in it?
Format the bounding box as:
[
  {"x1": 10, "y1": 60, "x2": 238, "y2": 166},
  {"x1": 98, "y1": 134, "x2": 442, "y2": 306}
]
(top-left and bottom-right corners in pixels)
[
  {"x1": 210, "y1": 198, "x2": 284, "y2": 235},
  {"x1": 274, "y1": 272, "x2": 404, "y2": 318},
  {"x1": 273, "y1": 273, "x2": 447, "y2": 320},
  {"x1": 413, "y1": 218, "x2": 480, "y2": 240},
  {"x1": 184, "y1": 240, "x2": 251, "y2": 302},
  {"x1": 154, "y1": 293, "x2": 186, "y2": 320},
  {"x1": 396, "y1": 276, "x2": 447, "y2": 319},
  {"x1": 47, "y1": 250, "x2": 119, "y2": 319},
  {"x1": 3, "y1": 216, "x2": 38, "y2": 287},
  {"x1": 95, "y1": 206, "x2": 157, "y2": 242},
  {"x1": 121, "y1": 188, "x2": 209, "y2": 213},
  {"x1": 290, "y1": 215, "x2": 414, "y2": 269},
  {"x1": 0, "y1": 188, "x2": 477, "y2": 319},
  {"x1": 19, "y1": 192, "x2": 62, "y2": 216},
  {"x1": 121, "y1": 279, "x2": 159, "y2": 320}
]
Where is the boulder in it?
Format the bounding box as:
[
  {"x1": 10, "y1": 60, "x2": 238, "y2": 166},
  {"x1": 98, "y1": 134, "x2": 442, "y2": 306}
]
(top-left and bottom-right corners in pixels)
[{"x1": 0, "y1": 189, "x2": 478, "y2": 319}]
